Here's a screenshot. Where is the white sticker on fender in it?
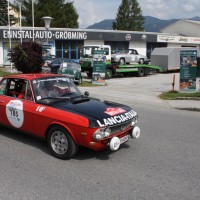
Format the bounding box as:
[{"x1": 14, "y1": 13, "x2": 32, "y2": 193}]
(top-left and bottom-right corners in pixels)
[{"x1": 6, "y1": 100, "x2": 24, "y2": 128}]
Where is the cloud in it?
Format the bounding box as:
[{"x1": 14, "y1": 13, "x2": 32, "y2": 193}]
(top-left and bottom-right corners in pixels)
[
  {"x1": 73, "y1": 0, "x2": 121, "y2": 28},
  {"x1": 72, "y1": 0, "x2": 200, "y2": 28}
]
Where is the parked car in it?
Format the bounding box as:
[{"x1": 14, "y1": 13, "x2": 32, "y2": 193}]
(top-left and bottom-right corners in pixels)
[
  {"x1": 111, "y1": 49, "x2": 148, "y2": 65},
  {"x1": 48, "y1": 58, "x2": 80, "y2": 74},
  {"x1": 0, "y1": 74, "x2": 141, "y2": 159},
  {"x1": 57, "y1": 62, "x2": 82, "y2": 84},
  {"x1": 47, "y1": 58, "x2": 68, "y2": 73},
  {"x1": 43, "y1": 54, "x2": 56, "y2": 66}
]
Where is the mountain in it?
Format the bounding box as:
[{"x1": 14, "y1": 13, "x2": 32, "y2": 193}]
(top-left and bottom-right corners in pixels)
[{"x1": 86, "y1": 16, "x2": 200, "y2": 32}]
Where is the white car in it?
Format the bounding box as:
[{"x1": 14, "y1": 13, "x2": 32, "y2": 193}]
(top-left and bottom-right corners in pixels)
[{"x1": 111, "y1": 49, "x2": 148, "y2": 65}]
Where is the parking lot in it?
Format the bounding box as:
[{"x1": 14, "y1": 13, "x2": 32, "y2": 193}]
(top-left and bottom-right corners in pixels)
[
  {"x1": 81, "y1": 72, "x2": 179, "y2": 107},
  {"x1": 81, "y1": 71, "x2": 200, "y2": 111}
]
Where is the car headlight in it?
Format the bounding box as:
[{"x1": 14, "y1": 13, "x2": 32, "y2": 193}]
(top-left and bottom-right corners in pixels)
[
  {"x1": 93, "y1": 127, "x2": 111, "y2": 141},
  {"x1": 131, "y1": 116, "x2": 138, "y2": 126}
]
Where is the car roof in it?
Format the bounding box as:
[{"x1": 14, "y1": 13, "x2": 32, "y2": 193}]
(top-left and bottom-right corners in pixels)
[{"x1": 3, "y1": 73, "x2": 64, "y2": 81}]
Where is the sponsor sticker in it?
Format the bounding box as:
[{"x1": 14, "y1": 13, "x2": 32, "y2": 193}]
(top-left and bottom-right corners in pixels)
[
  {"x1": 104, "y1": 108, "x2": 126, "y2": 116},
  {"x1": 6, "y1": 100, "x2": 24, "y2": 128}
]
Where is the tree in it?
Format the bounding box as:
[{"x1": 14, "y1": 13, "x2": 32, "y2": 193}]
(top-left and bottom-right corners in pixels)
[
  {"x1": 113, "y1": 0, "x2": 144, "y2": 31},
  {"x1": 13, "y1": 0, "x2": 79, "y2": 28},
  {"x1": 9, "y1": 41, "x2": 43, "y2": 73},
  {"x1": 0, "y1": 0, "x2": 8, "y2": 26}
]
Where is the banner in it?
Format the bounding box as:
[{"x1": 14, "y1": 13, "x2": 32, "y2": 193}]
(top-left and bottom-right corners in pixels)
[
  {"x1": 180, "y1": 50, "x2": 197, "y2": 93},
  {"x1": 92, "y1": 50, "x2": 106, "y2": 85}
]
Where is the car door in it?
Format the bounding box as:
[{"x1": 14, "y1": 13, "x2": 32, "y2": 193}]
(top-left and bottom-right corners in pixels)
[
  {"x1": 0, "y1": 78, "x2": 35, "y2": 133},
  {"x1": 129, "y1": 49, "x2": 137, "y2": 63}
]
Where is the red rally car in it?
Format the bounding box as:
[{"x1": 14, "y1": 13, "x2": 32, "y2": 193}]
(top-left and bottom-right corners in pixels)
[{"x1": 0, "y1": 73, "x2": 141, "y2": 159}]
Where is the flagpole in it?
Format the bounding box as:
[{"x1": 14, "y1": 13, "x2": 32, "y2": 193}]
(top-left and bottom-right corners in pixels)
[
  {"x1": 32, "y1": 0, "x2": 34, "y2": 42},
  {"x1": 19, "y1": 3, "x2": 22, "y2": 43},
  {"x1": 7, "y1": 0, "x2": 13, "y2": 69}
]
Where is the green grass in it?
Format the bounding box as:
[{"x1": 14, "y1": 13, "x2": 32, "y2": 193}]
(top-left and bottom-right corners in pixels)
[
  {"x1": 0, "y1": 68, "x2": 14, "y2": 76},
  {"x1": 79, "y1": 81, "x2": 106, "y2": 87},
  {"x1": 160, "y1": 90, "x2": 200, "y2": 100}
]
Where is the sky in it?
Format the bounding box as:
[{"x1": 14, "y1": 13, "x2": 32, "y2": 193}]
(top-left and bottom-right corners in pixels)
[{"x1": 72, "y1": 0, "x2": 200, "y2": 28}]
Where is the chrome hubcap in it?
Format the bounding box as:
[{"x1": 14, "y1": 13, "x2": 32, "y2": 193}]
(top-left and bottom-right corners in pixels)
[{"x1": 51, "y1": 131, "x2": 68, "y2": 154}]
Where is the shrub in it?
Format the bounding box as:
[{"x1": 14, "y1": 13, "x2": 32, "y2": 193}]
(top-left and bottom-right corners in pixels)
[{"x1": 9, "y1": 41, "x2": 43, "y2": 73}]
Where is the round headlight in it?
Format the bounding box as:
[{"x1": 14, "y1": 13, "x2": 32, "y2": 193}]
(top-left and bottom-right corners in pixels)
[
  {"x1": 94, "y1": 133, "x2": 102, "y2": 141},
  {"x1": 93, "y1": 128, "x2": 111, "y2": 141},
  {"x1": 93, "y1": 129, "x2": 104, "y2": 141},
  {"x1": 104, "y1": 127, "x2": 111, "y2": 137},
  {"x1": 131, "y1": 116, "x2": 138, "y2": 126}
]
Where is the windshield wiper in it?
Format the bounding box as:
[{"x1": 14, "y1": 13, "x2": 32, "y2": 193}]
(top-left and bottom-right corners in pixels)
[
  {"x1": 72, "y1": 96, "x2": 90, "y2": 104},
  {"x1": 37, "y1": 96, "x2": 70, "y2": 105}
]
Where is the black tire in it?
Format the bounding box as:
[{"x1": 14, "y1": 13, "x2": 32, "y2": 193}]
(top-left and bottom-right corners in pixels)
[
  {"x1": 47, "y1": 125, "x2": 78, "y2": 160},
  {"x1": 137, "y1": 68, "x2": 145, "y2": 77},
  {"x1": 139, "y1": 58, "x2": 144, "y2": 64},
  {"x1": 86, "y1": 72, "x2": 92, "y2": 78},
  {"x1": 106, "y1": 69, "x2": 113, "y2": 79},
  {"x1": 119, "y1": 58, "x2": 125, "y2": 65}
]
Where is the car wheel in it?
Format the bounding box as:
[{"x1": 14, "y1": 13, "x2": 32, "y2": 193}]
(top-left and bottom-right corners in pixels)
[
  {"x1": 119, "y1": 58, "x2": 125, "y2": 65},
  {"x1": 139, "y1": 59, "x2": 144, "y2": 64},
  {"x1": 137, "y1": 68, "x2": 145, "y2": 77},
  {"x1": 86, "y1": 72, "x2": 92, "y2": 78},
  {"x1": 106, "y1": 69, "x2": 112, "y2": 79},
  {"x1": 47, "y1": 125, "x2": 78, "y2": 159}
]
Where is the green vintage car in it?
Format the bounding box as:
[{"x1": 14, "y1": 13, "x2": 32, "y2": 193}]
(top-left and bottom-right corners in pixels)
[{"x1": 57, "y1": 60, "x2": 82, "y2": 84}]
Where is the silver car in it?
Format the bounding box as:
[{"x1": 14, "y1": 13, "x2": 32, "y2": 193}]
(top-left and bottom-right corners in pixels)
[{"x1": 111, "y1": 49, "x2": 148, "y2": 65}]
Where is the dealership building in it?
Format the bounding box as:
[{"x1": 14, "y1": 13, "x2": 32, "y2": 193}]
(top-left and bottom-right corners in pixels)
[{"x1": 0, "y1": 19, "x2": 200, "y2": 66}]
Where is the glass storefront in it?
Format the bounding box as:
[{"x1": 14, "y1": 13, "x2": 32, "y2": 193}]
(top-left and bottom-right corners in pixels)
[
  {"x1": 105, "y1": 41, "x2": 129, "y2": 53},
  {"x1": 55, "y1": 40, "x2": 84, "y2": 61},
  {"x1": 147, "y1": 42, "x2": 167, "y2": 59}
]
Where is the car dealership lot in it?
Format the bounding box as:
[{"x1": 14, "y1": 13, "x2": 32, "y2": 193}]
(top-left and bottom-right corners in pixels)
[
  {"x1": 81, "y1": 72, "x2": 180, "y2": 108},
  {"x1": 81, "y1": 72, "x2": 200, "y2": 110}
]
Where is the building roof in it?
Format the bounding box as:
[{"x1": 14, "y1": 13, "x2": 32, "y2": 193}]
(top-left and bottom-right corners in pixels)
[{"x1": 161, "y1": 20, "x2": 200, "y2": 37}]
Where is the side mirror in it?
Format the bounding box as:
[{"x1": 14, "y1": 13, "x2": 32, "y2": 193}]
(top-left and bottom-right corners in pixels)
[{"x1": 84, "y1": 91, "x2": 89, "y2": 97}]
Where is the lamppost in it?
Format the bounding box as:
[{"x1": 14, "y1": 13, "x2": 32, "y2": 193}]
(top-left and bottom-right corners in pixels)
[{"x1": 42, "y1": 16, "x2": 53, "y2": 44}]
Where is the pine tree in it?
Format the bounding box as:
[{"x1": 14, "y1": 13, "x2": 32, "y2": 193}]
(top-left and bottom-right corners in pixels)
[
  {"x1": 0, "y1": 0, "x2": 8, "y2": 26},
  {"x1": 13, "y1": 0, "x2": 79, "y2": 28},
  {"x1": 113, "y1": 0, "x2": 144, "y2": 31}
]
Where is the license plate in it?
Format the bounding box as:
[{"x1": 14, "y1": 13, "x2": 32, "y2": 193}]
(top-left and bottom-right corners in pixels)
[{"x1": 120, "y1": 135, "x2": 129, "y2": 144}]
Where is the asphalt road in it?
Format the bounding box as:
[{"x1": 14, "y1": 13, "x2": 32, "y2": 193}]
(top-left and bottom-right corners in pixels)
[{"x1": 1, "y1": 73, "x2": 200, "y2": 200}]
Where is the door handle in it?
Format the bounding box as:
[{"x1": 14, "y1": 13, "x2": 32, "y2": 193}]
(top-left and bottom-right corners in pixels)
[{"x1": 0, "y1": 100, "x2": 5, "y2": 103}]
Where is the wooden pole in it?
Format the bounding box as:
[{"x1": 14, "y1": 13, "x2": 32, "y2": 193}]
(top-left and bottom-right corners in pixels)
[{"x1": 172, "y1": 74, "x2": 175, "y2": 92}]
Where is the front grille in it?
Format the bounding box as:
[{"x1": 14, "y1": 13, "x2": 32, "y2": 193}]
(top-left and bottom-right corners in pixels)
[{"x1": 110, "y1": 120, "x2": 132, "y2": 135}]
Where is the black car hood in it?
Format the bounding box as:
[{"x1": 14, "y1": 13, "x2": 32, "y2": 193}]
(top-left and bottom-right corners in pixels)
[{"x1": 52, "y1": 98, "x2": 137, "y2": 127}]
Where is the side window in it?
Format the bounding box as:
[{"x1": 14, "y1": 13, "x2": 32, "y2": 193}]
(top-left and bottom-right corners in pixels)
[
  {"x1": 6, "y1": 79, "x2": 18, "y2": 97},
  {"x1": 25, "y1": 81, "x2": 33, "y2": 101},
  {"x1": 0, "y1": 79, "x2": 7, "y2": 95}
]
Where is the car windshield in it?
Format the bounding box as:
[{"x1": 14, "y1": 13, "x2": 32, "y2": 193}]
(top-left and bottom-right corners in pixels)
[
  {"x1": 117, "y1": 50, "x2": 129, "y2": 54},
  {"x1": 32, "y1": 76, "x2": 82, "y2": 103},
  {"x1": 81, "y1": 46, "x2": 108, "y2": 58}
]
